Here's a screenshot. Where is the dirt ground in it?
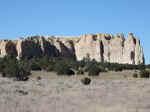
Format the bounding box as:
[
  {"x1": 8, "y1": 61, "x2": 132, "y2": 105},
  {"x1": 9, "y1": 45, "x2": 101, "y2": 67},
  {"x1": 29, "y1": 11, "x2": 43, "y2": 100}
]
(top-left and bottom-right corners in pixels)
[{"x1": 0, "y1": 70, "x2": 150, "y2": 112}]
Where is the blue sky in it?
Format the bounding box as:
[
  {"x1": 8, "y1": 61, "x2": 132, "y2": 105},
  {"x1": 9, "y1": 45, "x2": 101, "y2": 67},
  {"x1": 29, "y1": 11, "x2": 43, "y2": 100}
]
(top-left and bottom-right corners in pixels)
[{"x1": 0, "y1": 0, "x2": 150, "y2": 63}]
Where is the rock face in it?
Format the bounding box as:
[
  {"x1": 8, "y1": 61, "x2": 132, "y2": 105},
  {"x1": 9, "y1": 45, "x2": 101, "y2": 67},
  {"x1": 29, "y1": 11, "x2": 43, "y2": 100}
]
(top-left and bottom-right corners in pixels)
[
  {"x1": 0, "y1": 33, "x2": 145, "y2": 64},
  {"x1": 75, "y1": 33, "x2": 144, "y2": 64}
]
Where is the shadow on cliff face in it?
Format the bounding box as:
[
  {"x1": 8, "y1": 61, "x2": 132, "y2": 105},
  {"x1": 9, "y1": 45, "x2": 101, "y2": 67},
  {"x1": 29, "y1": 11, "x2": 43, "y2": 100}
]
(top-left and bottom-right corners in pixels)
[
  {"x1": 18, "y1": 36, "x2": 77, "y2": 60},
  {"x1": 21, "y1": 40, "x2": 60, "y2": 59},
  {"x1": 100, "y1": 41, "x2": 104, "y2": 62},
  {"x1": 130, "y1": 51, "x2": 135, "y2": 64},
  {"x1": 42, "y1": 40, "x2": 60, "y2": 57},
  {"x1": 6, "y1": 41, "x2": 17, "y2": 58},
  {"x1": 21, "y1": 40, "x2": 43, "y2": 58},
  {"x1": 58, "y1": 41, "x2": 76, "y2": 60}
]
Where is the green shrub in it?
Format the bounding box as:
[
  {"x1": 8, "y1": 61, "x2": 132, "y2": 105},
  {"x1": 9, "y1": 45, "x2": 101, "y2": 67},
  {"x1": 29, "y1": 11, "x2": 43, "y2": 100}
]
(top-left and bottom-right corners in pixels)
[
  {"x1": 100, "y1": 62, "x2": 144, "y2": 71},
  {"x1": 46, "y1": 64, "x2": 55, "y2": 72},
  {"x1": 37, "y1": 76, "x2": 42, "y2": 80},
  {"x1": 133, "y1": 73, "x2": 138, "y2": 78},
  {"x1": 108, "y1": 63, "x2": 123, "y2": 72},
  {"x1": 84, "y1": 60, "x2": 97, "y2": 72},
  {"x1": 81, "y1": 77, "x2": 91, "y2": 85},
  {"x1": 30, "y1": 63, "x2": 41, "y2": 71},
  {"x1": 139, "y1": 70, "x2": 150, "y2": 78},
  {"x1": 77, "y1": 69, "x2": 84, "y2": 75},
  {"x1": 3, "y1": 59, "x2": 19, "y2": 78},
  {"x1": 99, "y1": 66, "x2": 107, "y2": 72},
  {"x1": 55, "y1": 62, "x2": 75, "y2": 75},
  {"x1": 15, "y1": 68, "x2": 30, "y2": 81},
  {"x1": 18, "y1": 59, "x2": 31, "y2": 73},
  {"x1": 65, "y1": 69, "x2": 75, "y2": 75},
  {"x1": 2, "y1": 58, "x2": 31, "y2": 81},
  {"x1": 88, "y1": 65, "x2": 100, "y2": 76},
  {"x1": 39, "y1": 56, "x2": 50, "y2": 70},
  {"x1": 0, "y1": 58, "x2": 5, "y2": 72}
]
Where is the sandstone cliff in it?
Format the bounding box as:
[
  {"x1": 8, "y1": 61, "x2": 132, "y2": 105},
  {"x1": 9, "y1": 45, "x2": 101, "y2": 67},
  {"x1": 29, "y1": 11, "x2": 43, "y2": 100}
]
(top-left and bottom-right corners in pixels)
[{"x1": 0, "y1": 33, "x2": 144, "y2": 64}]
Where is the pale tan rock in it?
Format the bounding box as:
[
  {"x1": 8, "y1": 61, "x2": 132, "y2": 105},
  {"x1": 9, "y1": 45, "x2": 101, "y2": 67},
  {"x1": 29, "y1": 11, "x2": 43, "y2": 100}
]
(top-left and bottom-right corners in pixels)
[
  {"x1": 109, "y1": 34, "x2": 125, "y2": 63},
  {"x1": 74, "y1": 33, "x2": 144, "y2": 64},
  {"x1": 0, "y1": 33, "x2": 145, "y2": 64},
  {"x1": 98, "y1": 33, "x2": 112, "y2": 62},
  {"x1": 0, "y1": 40, "x2": 17, "y2": 58},
  {"x1": 134, "y1": 37, "x2": 145, "y2": 64},
  {"x1": 123, "y1": 33, "x2": 137, "y2": 64},
  {"x1": 75, "y1": 34, "x2": 102, "y2": 61},
  {"x1": 0, "y1": 40, "x2": 8, "y2": 57}
]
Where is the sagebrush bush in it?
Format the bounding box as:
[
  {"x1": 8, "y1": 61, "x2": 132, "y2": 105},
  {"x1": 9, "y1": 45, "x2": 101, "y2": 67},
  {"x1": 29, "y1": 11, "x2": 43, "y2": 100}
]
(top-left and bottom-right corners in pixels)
[
  {"x1": 39, "y1": 56, "x2": 50, "y2": 70},
  {"x1": 55, "y1": 62, "x2": 75, "y2": 75},
  {"x1": 139, "y1": 70, "x2": 150, "y2": 78},
  {"x1": 2, "y1": 57, "x2": 31, "y2": 81},
  {"x1": 15, "y1": 68, "x2": 30, "y2": 81},
  {"x1": 133, "y1": 73, "x2": 138, "y2": 78},
  {"x1": 81, "y1": 77, "x2": 91, "y2": 85},
  {"x1": 77, "y1": 69, "x2": 84, "y2": 75},
  {"x1": 88, "y1": 65, "x2": 100, "y2": 76},
  {"x1": 84, "y1": 60, "x2": 97, "y2": 72},
  {"x1": 37, "y1": 76, "x2": 42, "y2": 80},
  {"x1": 46, "y1": 64, "x2": 55, "y2": 72},
  {"x1": 30, "y1": 63, "x2": 41, "y2": 71},
  {"x1": 3, "y1": 59, "x2": 19, "y2": 77},
  {"x1": 0, "y1": 55, "x2": 147, "y2": 80},
  {"x1": 0, "y1": 57, "x2": 5, "y2": 69}
]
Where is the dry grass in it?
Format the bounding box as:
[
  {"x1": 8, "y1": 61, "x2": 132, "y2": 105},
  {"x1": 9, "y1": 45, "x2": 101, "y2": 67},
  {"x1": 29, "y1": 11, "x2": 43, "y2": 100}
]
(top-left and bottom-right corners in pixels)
[{"x1": 0, "y1": 70, "x2": 150, "y2": 112}]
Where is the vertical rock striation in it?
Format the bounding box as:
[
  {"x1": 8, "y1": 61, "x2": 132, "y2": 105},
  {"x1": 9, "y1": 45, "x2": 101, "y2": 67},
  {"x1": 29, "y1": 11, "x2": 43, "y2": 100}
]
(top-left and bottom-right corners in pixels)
[
  {"x1": 74, "y1": 33, "x2": 144, "y2": 64},
  {"x1": 0, "y1": 33, "x2": 145, "y2": 64}
]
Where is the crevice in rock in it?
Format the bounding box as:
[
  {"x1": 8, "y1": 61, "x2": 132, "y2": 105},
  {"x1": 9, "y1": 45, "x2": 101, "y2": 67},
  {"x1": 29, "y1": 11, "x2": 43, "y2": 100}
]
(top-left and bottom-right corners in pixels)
[
  {"x1": 100, "y1": 41, "x2": 104, "y2": 62},
  {"x1": 122, "y1": 39, "x2": 125, "y2": 47},
  {"x1": 133, "y1": 38, "x2": 136, "y2": 45},
  {"x1": 130, "y1": 51, "x2": 135, "y2": 64}
]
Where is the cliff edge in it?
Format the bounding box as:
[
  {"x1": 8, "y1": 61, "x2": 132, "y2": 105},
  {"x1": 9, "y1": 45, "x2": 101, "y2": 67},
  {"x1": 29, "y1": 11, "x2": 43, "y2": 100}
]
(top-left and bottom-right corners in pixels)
[{"x1": 0, "y1": 33, "x2": 144, "y2": 64}]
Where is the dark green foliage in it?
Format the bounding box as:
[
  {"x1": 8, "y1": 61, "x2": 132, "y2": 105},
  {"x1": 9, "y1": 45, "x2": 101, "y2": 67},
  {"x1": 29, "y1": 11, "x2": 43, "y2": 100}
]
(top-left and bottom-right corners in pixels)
[
  {"x1": 0, "y1": 55, "x2": 147, "y2": 79},
  {"x1": 37, "y1": 76, "x2": 42, "y2": 80},
  {"x1": 30, "y1": 63, "x2": 41, "y2": 71},
  {"x1": 15, "y1": 68, "x2": 30, "y2": 81},
  {"x1": 77, "y1": 69, "x2": 84, "y2": 75},
  {"x1": 5, "y1": 41, "x2": 17, "y2": 58},
  {"x1": 65, "y1": 69, "x2": 75, "y2": 75},
  {"x1": 19, "y1": 59, "x2": 31, "y2": 73},
  {"x1": 55, "y1": 62, "x2": 75, "y2": 75},
  {"x1": 3, "y1": 59, "x2": 19, "y2": 78},
  {"x1": 39, "y1": 56, "x2": 50, "y2": 70},
  {"x1": 88, "y1": 65, "x2": 100, "y2": 76},
  {"x1": 46, "y1": 64, "x2": 55, "y2": 72},
  {"x1": 99, "y1": 62, "x2": 145, "y2": 71},
  {"x1": 0, "y1": 58, "x2": 5, "y2": 73},
  {"x1": 101, "y1": 63, "x2": 123, "y2": 71},
  {"x1": 139, "y1": 70, "x2": 150, "y2": 78},
  {"x1": 16, "y1": 89, "x2": 28, "y2": 95},
  {"x1": 133, "y1": 73, "x2": 138, "y2": 78},
  {"x1": 99, "y1": 66, "x2": 107, "y2": 72},
  {"x1": 81, "y1": 77, "x2": 91, "y2": 85},
  {"x1": 69, "y1": 60, "x2": 80, "y2": 71},
  {"x1": 19, "y1": 56, "x2": 145, "y2": 75},
  {"x1": 84, "y1": 60, "x2": 97, "y2": 72},
  {"x1": 1, "y1": 57, "x2": 31, "y2": 81}
]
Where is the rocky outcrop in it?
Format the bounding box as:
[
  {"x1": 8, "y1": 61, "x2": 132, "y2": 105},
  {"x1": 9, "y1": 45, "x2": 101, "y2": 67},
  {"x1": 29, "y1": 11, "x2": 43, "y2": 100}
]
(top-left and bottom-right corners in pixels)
[
  {"x1": 0, "y1": 33, "x2": 145, "y2": 64},
  {"x1": 0, "y1": 40, "x2": 17, "y2": 57}
]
